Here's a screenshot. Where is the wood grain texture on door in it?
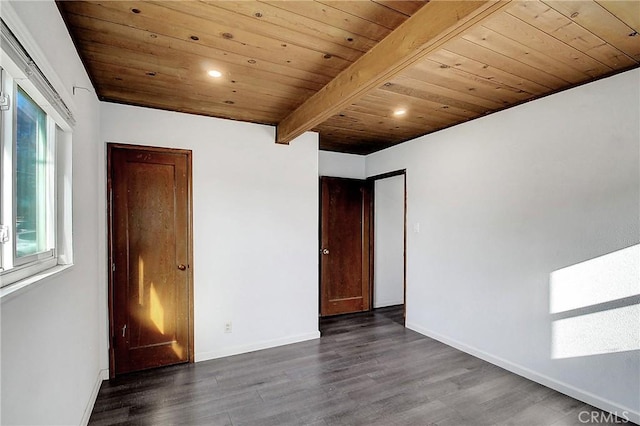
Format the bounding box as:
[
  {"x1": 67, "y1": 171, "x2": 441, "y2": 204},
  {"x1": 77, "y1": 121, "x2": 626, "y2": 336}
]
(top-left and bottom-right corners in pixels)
[
  {"x1": 108, "y1": 144, "x2": 193, "y2": 376},
  {"x1": 320, "y1": 177, "x2": 371, "y2": 316}
]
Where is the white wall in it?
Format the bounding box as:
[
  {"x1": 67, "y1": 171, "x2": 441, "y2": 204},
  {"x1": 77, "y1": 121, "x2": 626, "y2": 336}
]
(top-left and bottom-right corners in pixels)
[
  {"x1": 1, "y1": 1, "x2": 104, "y2": 425},
  {"x1": 101, "y1": 104, "x2": 320, "y2": 362},
  {"x1": 366, "y1": 69, "x2": 640, "y2": 422},
  {"x1": 374, "y1": 175, "x2": 405, "y2": 308},
  {"x1": 318, "y1": 150, "x2": 366, "y2": 179}
]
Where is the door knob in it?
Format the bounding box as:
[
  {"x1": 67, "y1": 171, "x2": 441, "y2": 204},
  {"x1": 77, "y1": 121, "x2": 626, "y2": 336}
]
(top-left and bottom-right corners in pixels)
[
  {"x1": 322, "y1": 249, "x2": 329, "y2": 255},
  {"x1": 177, "y1": 264, "x2": 187, "y2": 270}
]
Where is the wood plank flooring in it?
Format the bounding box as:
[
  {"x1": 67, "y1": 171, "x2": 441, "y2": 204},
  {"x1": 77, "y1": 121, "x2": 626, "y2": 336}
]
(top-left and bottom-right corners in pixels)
[{"x1": 89, "y1": 306, "x2": 633, "y2": 425}]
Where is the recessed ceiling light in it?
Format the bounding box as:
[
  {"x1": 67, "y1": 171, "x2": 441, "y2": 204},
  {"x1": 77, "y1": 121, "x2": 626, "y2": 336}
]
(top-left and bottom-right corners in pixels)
[
  {"x1": 208, "y1": 70, "x2": 222, "y2": 78},
  {"x1": 393, "y1": 109, "x2": 407, "y2": 116}
]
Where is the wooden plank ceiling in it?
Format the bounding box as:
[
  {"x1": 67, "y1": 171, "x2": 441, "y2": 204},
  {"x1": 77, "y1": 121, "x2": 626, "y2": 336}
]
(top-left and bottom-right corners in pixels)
[{"x1": 58, "y1": 0, "x2": 640, "y2": 154}]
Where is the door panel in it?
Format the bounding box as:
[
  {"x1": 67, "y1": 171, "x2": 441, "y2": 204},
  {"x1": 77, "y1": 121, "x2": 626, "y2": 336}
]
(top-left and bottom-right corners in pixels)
[
  {"x1": 109, "y1": 145, "x2": 193, "y2": 376},
  {"x1": 320, "y1": 177, "x2": 371, "y2": 316}
]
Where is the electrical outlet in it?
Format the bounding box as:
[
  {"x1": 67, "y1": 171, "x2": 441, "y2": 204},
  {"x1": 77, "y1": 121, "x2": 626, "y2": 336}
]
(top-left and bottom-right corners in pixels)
[{"x1": 224, "y1": 322, "x2": 232, "y2": 333}]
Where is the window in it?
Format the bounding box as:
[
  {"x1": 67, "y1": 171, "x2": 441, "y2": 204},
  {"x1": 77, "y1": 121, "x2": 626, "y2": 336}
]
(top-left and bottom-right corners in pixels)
[
  {"x1": 15, "y1": 87, "x2": 55, "y2": 261},
  {"x1": 1, "y1": 68, "x2": 59, "y2": 286},
  {"x1": 1, "y1": 19, "x2": 75, "y2": 290}
]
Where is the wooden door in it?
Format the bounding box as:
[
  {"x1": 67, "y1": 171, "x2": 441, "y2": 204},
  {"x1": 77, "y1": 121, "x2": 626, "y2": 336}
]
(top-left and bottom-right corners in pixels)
[
  {"x1": 108, "y1": 144, "x2": 193, "y2": 376},
  {"x1": 320, "y1": 177, "x2": 371, "y2": 316}
]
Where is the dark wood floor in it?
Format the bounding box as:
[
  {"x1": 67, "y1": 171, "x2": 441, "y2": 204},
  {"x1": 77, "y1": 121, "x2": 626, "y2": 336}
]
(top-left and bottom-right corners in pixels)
[{"x1": 89, "y1": 306, "x2": 632, "y2": 425}]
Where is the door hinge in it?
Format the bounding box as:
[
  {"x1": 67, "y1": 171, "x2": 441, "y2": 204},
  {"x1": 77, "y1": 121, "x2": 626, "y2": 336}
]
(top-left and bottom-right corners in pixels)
[
  {"x1": 112, "y1": 263, "x2": 116, "y2": 272},
  {"x1": 0, "y1": 225, "x2": 9, "y2": 243},
  {"x1": 0, "y1": 92, "x2": 10, "y2": 111}
]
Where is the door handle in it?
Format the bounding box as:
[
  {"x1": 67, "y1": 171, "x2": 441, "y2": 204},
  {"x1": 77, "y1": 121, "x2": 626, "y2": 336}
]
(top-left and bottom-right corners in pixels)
[
  {"x1": 177, "y1": 264, "x2": 187, "y2": 270},
  {"x1": 322, "y1": 249, "x2": 329, "y2": 255}
]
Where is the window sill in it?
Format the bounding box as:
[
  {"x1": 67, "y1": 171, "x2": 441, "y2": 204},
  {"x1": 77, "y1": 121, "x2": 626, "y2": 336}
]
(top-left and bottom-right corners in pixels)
[{"x1": 0, "y1": 264, "x2": 73, "y2": 302}]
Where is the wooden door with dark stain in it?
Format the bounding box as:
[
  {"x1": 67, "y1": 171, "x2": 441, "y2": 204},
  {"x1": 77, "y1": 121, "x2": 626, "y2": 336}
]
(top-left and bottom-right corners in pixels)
[
  {"x1": 320, "y1": 177, "x2": 371, "y2": 316},
  {"x1": 108, "y1": 144, "x2": 193, "y2": 376}
]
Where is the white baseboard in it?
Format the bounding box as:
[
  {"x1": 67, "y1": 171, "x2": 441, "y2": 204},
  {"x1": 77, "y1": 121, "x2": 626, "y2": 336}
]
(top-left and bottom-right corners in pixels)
[
  {"x1": 195, "y1": 331, "x2": 321, "y2": 362},
  {"x1": 81, "y1": 368, "x2": 109, "y2": 426},
  {"x1": 406, "y1": 322, "x2": 640, "y2": 425},
  {"x1": 374, "y1": 299, "x2": 404, "y2": 309}
]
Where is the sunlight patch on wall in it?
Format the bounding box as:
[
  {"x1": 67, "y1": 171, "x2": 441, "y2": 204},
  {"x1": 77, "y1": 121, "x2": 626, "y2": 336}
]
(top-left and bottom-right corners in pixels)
[
  {"x1": 550, "y1": 245, "x2": 640, "y2": 359},
  {"x1": 552, "y1": 304, "x2": 640, "y2": 359},
  {"x1": 550, "y1": 245, "x2": 639, "y2": 314}
]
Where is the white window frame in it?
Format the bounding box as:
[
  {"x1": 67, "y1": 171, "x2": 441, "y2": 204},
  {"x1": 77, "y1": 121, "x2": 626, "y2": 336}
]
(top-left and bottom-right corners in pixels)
[
  {"x1": 0, "y1": 18, "x2": 75, "y2": 293},
  {"x1": 1, "y1": 72, "x2": 57, "y2": 279}
]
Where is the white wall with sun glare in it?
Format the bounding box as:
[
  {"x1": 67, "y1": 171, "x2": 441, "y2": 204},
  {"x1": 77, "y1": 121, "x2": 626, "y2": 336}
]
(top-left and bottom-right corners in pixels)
[
  {"x1": 551, "y1": 244, "x2": 639, "y2": 313},
  {"x1": 551, "y1": 245, "x2": 640, "y2": 359}
]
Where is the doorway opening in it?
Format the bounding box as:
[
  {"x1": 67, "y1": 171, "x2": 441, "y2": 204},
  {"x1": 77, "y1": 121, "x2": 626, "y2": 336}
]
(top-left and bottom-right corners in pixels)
[
  {"x1": 370, "y1": 170, "x2": 407, "y2": 324},
  {"x1": 318, "y1": 171, "x2": 407, "y2": 323}
]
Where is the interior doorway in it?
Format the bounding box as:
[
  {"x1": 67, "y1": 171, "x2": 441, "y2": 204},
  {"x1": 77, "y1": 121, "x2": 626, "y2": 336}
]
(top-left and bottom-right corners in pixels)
[
  {"x1": 370, "y1": 170, "x2": 406, "y2": 322},
  {"x1": 318, "y1": 171, "x2": 406, "y2": 321}
]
